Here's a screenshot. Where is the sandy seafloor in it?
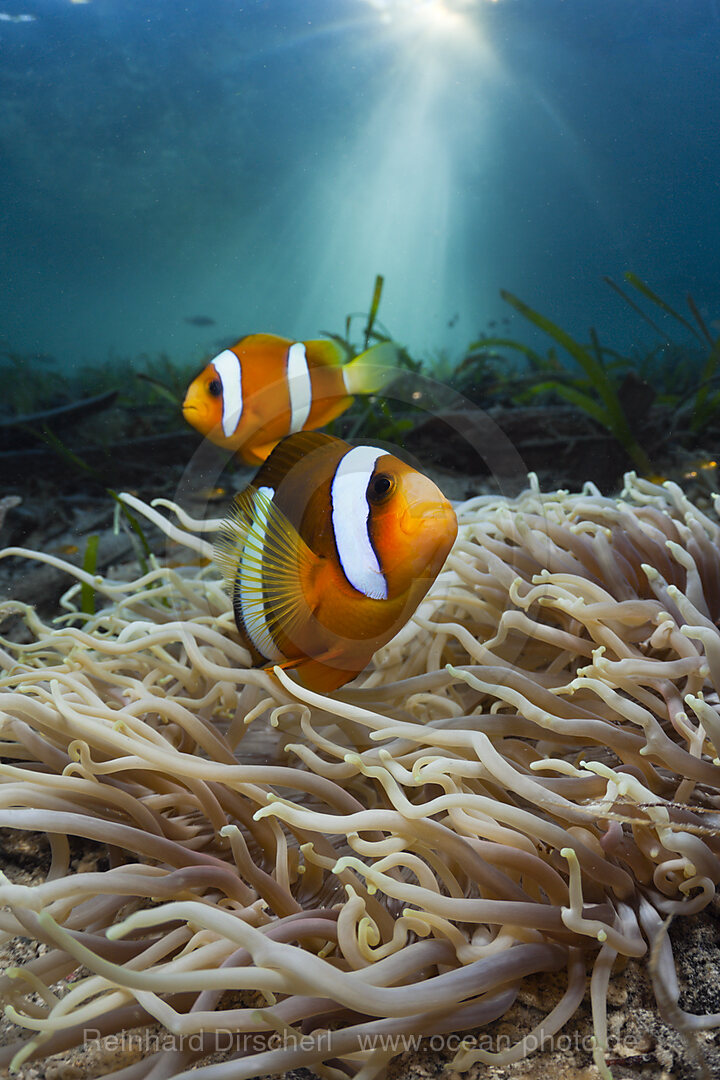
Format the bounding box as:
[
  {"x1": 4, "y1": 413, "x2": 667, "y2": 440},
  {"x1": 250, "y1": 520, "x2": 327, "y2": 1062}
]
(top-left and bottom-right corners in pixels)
[{"x1": 1, "y1": 451, "x2": 720, "y2": 1080}]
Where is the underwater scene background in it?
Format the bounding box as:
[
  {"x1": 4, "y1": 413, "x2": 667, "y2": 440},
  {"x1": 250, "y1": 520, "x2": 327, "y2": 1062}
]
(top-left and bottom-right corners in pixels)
[
  {"x1": 4, "y1": 3, "x2": 720, "y2": 1080},
  {"x1": 3, "y1": 0, "x2": 720, "y2": 502},
  {"x1": 1, "y1": 1, "x2": 719, "y2": 368}
]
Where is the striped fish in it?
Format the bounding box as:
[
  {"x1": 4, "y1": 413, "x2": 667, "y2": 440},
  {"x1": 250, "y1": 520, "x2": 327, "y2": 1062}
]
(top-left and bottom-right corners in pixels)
[
  {"x1": 214, "y1": 432, "x2": 457, "y2": 692},
  {"x1": 183, "y1": 333, "x2": 398, "y2": 464}
]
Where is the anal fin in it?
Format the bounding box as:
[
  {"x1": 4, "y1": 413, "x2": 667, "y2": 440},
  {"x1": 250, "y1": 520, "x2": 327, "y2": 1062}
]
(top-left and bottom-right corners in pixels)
[{"x1": 270, "y1": 652, "x2": 366, "y2": 694}]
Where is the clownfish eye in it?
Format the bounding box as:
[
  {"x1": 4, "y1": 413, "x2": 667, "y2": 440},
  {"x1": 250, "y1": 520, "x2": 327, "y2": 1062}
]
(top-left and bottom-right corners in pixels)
[
  {"x1": 208, "y1": 378, "x2": 222, "y2": 397},
  {"x1": 368, "y1": 473, "x2": 395, "y2": 504}
]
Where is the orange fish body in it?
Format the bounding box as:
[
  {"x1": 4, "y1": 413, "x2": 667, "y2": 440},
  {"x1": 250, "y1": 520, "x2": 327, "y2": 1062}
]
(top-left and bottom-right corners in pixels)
[
  {"x1": 214, "y1": 432, "x2": 458, "y2": 692},
  {"x1": 183, "y1": 334, "x2": 398, "y2": 464}
]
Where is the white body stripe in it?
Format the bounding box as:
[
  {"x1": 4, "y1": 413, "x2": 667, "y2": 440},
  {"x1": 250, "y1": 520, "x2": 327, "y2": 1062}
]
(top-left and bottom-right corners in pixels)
[
  {"x1": 212, "y1": 350, "x2": 243, "y2": 438},
  {"x1": 238, "y1": 486, "x2": 284, "y2": 661},
  {"x1": 286, "y1": 342, "x2": 312, "y2": 433},
  {"x1": 331, "y1": 445, "x2": 389, "y2": 600}
]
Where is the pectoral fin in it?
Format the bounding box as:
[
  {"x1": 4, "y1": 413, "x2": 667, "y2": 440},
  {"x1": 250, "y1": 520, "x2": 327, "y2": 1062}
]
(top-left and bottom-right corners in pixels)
[{"x1": 214, "y1": 485, "x2": 315, "y2": 661}]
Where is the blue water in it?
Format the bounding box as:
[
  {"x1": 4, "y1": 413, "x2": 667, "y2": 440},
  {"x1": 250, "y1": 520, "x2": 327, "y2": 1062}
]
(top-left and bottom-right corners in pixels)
[{"x1": 1, "y1": 0, "x2": 719, "y2": 373}]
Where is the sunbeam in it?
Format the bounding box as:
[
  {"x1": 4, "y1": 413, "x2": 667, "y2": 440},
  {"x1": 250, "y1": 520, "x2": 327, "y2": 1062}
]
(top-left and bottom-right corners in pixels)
[{"x1": 210, "y1": 0, "x2": 506, "y2": 355}]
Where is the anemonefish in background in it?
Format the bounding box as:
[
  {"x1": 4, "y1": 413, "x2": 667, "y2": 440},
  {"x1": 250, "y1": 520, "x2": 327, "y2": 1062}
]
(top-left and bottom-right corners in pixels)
[
  {"x1": 214, "y1": 431, "x2": 457, "y2": 693},
  {"x1": 183, "y1": 334, "x2": 399, "y2": 464}
]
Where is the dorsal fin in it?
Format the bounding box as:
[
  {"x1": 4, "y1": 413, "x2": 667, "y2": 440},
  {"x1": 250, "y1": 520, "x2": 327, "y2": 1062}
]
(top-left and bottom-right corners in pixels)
[
  {"x1": 238, "y1": 332, "x2": 293, "y2": 352},
  {"x1": 303, "y1": 339, "x2": 347, "y2": 368},
  {"x1": 214, "y1": 485, "x2": 315, "y2": 662},
  {"x1": 251, "y1": 431, "x2": 343, "y2": 493}
]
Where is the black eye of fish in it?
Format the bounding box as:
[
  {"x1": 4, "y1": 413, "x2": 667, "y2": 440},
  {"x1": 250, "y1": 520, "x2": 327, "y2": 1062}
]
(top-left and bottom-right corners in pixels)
[
  {"x1": 368, "y1": 473, "x2": 394, "y2": 503},
  {"x1": 208, "y1": 378, "x2": 222, "y2": 397}
]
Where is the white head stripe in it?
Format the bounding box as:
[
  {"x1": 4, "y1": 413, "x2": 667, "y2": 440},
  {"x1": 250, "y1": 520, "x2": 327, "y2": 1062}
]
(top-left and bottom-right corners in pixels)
[
  {"x1": 331, "y1": 446, "x2": 389, "y2": 600},
  {"x1": 238, "y1": 486, "x2": 284, "y2": 661},
  {"x1": 211, "y1": 350, "x2": 243, "y2": 438},
  {"x1": 286, "y1": 342, "x2": 312, "y2": 433}
]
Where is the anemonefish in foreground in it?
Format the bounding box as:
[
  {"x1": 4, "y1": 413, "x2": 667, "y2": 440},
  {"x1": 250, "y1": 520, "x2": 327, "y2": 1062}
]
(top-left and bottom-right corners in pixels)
[
  {"x1": 183, "y1": 334, "x2": 399, "y2": 464},
  {"x1": 214, "y1": 432, "x2": 458, "y2": 693}
]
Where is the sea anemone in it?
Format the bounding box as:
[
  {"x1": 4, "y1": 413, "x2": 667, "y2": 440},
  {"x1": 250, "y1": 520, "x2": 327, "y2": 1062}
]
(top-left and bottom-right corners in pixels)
[{"x1": 1, "y1": 473, "x2": 720, "y2": 1078}]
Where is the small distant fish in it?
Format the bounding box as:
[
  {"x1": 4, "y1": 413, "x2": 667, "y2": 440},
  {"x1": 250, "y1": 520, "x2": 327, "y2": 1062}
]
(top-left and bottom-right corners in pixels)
[
  {"x1": 192, "y1": 485, "x2": 227, "y2": 501},
  {"x1": 682, "y1": 457, "x2": 718, "y2": 480},
  {"x1": 183, "y1": 333, "x2": 399, "y2": 464},
  {"x1": 25, "y1": 352, "x2": 57, "y2": 364},
  {"x1": 0, "y1": 12, "x2": 36, "y2": 20},
  {"x1": 0, "y1": 495, "x2": 21, "y2": 532},
  {"x1": 215, "y1": 431, "x2": 458, "y2": 692},
  {"x1": 184, "y1": 315, "x2": 216, "y2": 327}
]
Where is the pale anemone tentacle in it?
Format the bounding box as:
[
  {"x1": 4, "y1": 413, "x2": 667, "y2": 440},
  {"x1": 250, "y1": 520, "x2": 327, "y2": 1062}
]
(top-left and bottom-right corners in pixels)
[{"x1": 0, "y1": 474, "x2": 720, "y2": 1077}]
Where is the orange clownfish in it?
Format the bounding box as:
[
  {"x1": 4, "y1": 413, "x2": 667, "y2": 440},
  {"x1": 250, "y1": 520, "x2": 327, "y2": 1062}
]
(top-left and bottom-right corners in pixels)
[
  {"x1": 214, "y1": 432, "x2": 458, "y2": 693},
  {"x1": 183, "y1": 334, "x2": 399, "y2": 464}
]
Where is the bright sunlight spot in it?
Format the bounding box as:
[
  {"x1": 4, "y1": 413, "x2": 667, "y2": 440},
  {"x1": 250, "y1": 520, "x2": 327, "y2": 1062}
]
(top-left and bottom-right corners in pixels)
[{"x1": 360, "y1": 0, "x2": 497, "y2": 36}]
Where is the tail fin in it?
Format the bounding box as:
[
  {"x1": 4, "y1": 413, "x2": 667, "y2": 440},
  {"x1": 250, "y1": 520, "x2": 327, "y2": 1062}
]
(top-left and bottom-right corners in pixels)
[{"x1": 342, "y1": 341, "x2": 400, "y2": 396}]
